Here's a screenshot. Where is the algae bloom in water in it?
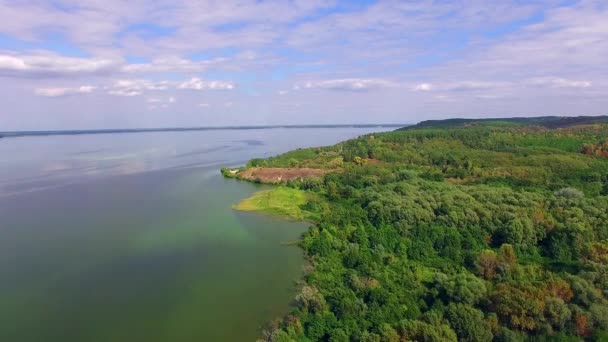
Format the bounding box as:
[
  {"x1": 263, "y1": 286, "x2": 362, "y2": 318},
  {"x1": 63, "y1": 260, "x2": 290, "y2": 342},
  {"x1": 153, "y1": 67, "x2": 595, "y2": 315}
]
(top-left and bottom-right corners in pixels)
[{"x1": 234, "y1": 186, "x2": 319, "y2": 221}]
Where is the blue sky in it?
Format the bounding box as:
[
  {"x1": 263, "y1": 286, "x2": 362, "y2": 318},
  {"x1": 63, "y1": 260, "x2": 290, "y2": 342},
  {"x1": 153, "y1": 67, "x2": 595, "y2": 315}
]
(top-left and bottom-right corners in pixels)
[{"x1": 0, "y1": 0, "x2": 606, "y2": 129}]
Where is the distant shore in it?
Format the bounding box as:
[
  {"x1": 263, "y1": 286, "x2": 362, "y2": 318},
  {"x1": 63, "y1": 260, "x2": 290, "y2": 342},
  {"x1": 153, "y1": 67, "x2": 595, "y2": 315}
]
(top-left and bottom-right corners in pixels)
[{"x1": 0, "y1": 124, "x2": 408, "y2": 139}]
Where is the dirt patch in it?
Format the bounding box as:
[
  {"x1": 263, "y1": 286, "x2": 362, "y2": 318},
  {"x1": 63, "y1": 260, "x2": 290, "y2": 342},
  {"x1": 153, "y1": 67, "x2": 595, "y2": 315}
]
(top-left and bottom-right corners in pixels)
[
  {"x1": 237, "y1": 167, "x2": 332, "y2": 183},
  {"x1": 365, "y1": 158, "x2": 382, "y2": 165},
  {"x1": 446, "y1": 176, "x2": 479, "y2": 185}
]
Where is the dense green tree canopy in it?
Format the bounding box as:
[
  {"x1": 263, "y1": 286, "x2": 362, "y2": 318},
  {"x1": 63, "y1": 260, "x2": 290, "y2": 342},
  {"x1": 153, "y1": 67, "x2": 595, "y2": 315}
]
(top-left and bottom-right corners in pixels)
[{"x1": 235, "y1": 120, "x2": 608, "y2": 341}]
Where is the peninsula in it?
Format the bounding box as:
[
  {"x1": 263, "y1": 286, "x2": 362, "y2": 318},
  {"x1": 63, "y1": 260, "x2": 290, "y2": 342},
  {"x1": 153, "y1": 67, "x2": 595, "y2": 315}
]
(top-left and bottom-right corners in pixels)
[{"x1": 225, "y1": 116, "x2": 608, "y2": 341}]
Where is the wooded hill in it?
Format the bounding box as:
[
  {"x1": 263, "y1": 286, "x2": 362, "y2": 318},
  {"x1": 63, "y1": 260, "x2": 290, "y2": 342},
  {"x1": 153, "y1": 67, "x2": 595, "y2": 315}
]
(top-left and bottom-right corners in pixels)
[
  {"x1": 232, "y1": 117, "x2": 608, "y2": 342},
  {"x1": 401, "y1": 115, "x2": 608, "y2": 130}
]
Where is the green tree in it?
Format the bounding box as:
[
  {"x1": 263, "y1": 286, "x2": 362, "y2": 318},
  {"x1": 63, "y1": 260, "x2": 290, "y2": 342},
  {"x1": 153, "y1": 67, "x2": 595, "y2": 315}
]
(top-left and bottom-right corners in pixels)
[
  {"x1": 445, "y1": 303, "x2": 493, "y2": 342},
  {"x1": 433, "y1": 272, "x2": 487, "y2": 305}
]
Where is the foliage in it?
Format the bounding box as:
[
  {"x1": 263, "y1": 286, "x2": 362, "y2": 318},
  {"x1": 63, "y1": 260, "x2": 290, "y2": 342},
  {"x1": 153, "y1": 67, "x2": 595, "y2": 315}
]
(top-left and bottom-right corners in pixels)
[
  {"x1": 234, "y1": 186, "x2": 319, "y2": 221},
  {"x1": 237, "y1": 119, "x2": 608, "y2": 341},
  {"x1": 445, "y1": 303, "x2": 493, "y2": 341}
]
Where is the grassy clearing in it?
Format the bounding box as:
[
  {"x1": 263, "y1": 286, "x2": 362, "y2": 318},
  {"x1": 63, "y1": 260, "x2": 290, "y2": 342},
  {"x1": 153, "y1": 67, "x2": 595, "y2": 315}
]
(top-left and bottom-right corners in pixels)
[{"x1": 234, "y1": 186, "x2": 317, "y2": 221}]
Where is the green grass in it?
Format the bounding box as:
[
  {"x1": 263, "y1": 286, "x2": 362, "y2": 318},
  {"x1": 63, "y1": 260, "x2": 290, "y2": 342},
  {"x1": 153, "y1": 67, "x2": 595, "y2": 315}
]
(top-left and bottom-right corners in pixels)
[{"x1": 234, "y1": 186, "x2": 317, "y2": 221}]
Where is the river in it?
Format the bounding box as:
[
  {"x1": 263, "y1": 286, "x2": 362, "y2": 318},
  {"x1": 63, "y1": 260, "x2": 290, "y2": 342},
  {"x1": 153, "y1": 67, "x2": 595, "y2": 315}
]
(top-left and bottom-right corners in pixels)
[{"x1": 0, "y1": 127, "x2": 391, "y2": 341}]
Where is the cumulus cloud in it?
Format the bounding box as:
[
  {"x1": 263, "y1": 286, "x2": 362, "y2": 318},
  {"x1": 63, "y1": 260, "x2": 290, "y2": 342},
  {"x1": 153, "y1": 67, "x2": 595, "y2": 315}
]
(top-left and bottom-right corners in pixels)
[
  {"x1": 177, "y1": 78, "x2": 235, "y2": 90},
  {"x1": 296, "y1": 78, "x2": 395, "y2": 91},
  {"x1": 445, "y1": 81, "x2": 511, "y2": 91},
  {"x1": 123, "y1": 57, "x2": 225, "y2": 73},
  {"x1": 102, "y1": 78, "x2": 237, "y2": 96},
  {"x1": 410, "y1": 79, "x2": 593, "y2": 94},
  {"x1": 430, "y1": 2, "x2": 608, "y2": 82},
  {"x1": 0, "y1": 0, "x2": 334, "y2": 55},
  {"x1": 108, "y1": 79, "x2": 171, "y2": 96},
  {"x1": 1, "y1": 1, "x2": 607, "y2": 128},
  {"x1": 413, "y1": 83, "x2": 432, "y2": 91},
  {"x1": 434, "y1": 95, "x2": 451, "y2": 101},
  {"x1": 0, "y1": 52, "x2": 236, "y2": 79},
  {"x1": 526, "y1": 77, "x2": 592, "y2": 89},
  {"x1": 412, "y1": 81, "x2": 510, "y2": 92},
  {"x1": 147, "y1": 96, "x2": 176, "y2": 110},
  {"x1": 34, "y1": 85, "x2": 96, "y2": 97},
  {"x1": 0, "y1": 53, "x2": 119, "y2": 78}
]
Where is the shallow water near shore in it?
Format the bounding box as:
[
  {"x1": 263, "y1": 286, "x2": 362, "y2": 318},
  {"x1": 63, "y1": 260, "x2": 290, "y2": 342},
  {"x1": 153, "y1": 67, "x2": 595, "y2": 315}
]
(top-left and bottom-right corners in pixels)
[{"x1": 0, "y1": 127, "x2": 390, "y2": 341}]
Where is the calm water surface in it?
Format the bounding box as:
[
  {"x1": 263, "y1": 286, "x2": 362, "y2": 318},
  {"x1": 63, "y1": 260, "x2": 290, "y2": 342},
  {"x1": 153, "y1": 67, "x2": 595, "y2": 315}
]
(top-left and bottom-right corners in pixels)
[{"x1": 0, "y1": 127, "x2": 389, "y2": 342}]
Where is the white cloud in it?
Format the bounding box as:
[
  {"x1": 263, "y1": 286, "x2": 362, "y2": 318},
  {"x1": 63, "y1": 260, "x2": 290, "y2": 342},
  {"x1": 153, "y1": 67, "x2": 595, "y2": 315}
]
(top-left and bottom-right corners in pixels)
[
  {"x1": 108, "y1": 79, "x2": 171, "y2": 96},
  {"x1": 413, "y1": 83, "x2": 432, "y2": 91},
  {"x1": 109, "y1": 89, "x2": 141, "y2": 97},
  {"x1": 177, "y1": 78, "x2": 235, "y2": 90},
  {"x1": 412, "y1": 81, "x2": 510, "y2": 92},
  {"x1": 431, "y1": 2, "x2": 608, "y2": 82},
  {"x1": 526, "y1": 77, "x2": 592, "y2": 89},
  {"x1": 297, "y1": 78, "x2": 395, "y2": 91},
  {"x1": 434, "y1": 95, "x2": 449, "y2": 100},
  {"x1": 123, "y1": 56, "x2": 226, "y2": 73},
  {"x1": 146, "y1": 96, "x2": 176, "y2": 109},
  {"x1": 1, "y1": 1, "x2": 608, "y2": 129},
  {"x1": 411, "y1": 78, "x2": 593, "y2": 94},
  {"x1": 34, "y1": 85, "x2": 96, "y2": 97},
  {"x1": 199, "y1": 103, "x2": 210, "y2": 107},
  {"x1": 0, "y1": 53, "x2": 119, "y2": 78},
  {"x1": 0, "y1": 52, "x2": 236, "y2": 78},
  {"x1": 475, "y1": 94, "x2": 506, "y2": 100},
  {"x1": 445, "y1": 81, "x2": 510, "y2": 91},
  {"x1": 72, "y1": 77, "x2": 238, "y2": 97}
]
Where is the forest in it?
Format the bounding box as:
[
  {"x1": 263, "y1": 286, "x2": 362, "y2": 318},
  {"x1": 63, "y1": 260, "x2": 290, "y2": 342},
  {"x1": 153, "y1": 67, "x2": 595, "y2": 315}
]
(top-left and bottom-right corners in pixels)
[{"x1": 227, "y1": 118, "x2": 608, "y2": 341}]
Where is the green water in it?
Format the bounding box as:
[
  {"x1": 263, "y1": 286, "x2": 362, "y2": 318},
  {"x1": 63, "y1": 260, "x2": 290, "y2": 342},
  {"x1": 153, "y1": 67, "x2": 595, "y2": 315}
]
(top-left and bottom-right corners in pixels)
[{"x1": 0, "y1": 128, "x2": 389, "y2": 341}]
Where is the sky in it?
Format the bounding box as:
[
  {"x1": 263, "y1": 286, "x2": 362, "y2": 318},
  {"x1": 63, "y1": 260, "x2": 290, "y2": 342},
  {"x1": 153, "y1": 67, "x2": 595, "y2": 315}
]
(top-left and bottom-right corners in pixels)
[{"x1": 0, "y1": 0, "x2": 606, "y2": 130}]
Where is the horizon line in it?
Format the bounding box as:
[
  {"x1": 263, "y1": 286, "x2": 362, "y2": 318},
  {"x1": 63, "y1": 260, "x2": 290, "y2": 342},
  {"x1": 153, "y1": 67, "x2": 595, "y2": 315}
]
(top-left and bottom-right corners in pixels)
[{"x1": 0, "y1": 123, "x2": 411, "y2": 139}]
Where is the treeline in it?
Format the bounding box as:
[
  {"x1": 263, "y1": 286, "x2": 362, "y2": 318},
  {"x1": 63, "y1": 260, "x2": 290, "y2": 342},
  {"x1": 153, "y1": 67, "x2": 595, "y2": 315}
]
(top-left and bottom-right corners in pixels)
[
  {"x1": 403, "y1": 115, "x2": 608, "y2": 130},
  {"x1": 249, "y1": 122, "x2": 608, "y2": 341}
]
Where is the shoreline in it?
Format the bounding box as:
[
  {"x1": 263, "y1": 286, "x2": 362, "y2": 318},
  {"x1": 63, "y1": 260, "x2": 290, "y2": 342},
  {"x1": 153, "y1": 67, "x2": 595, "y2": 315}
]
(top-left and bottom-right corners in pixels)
[{"x1": 0, "y1": 124, "x2": 407, "y2": 139}]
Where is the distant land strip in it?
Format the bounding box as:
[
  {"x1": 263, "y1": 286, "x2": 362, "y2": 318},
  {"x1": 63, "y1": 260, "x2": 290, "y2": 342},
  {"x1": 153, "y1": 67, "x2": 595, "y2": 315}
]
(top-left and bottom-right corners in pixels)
[{"x1": 0, "y1": 124, "x2": 409, "y2": 139}]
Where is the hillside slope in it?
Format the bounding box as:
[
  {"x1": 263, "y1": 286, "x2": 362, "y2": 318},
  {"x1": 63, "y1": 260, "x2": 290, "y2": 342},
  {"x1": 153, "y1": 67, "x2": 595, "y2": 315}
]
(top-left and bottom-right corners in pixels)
[
  {"x1": 400, "y1": 115, "x2": 608, "y2": 130},
  {"x1": 229, "y1": 119, "x2": 608, "y2": 341}
]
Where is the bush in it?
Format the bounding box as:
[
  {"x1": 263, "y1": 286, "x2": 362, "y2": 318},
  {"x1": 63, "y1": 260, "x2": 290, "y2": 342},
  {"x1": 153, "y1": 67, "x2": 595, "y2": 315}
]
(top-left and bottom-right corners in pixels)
[{"x1": 555, "y1": 187, "x2": 585, "y2": 199}]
